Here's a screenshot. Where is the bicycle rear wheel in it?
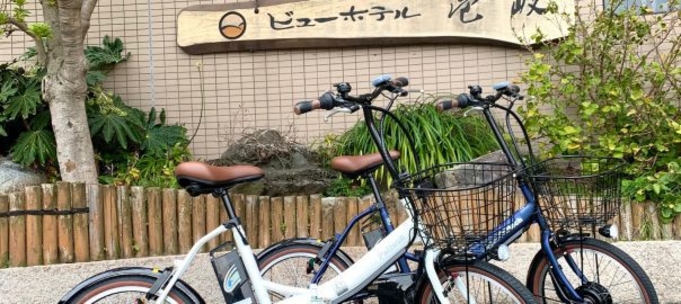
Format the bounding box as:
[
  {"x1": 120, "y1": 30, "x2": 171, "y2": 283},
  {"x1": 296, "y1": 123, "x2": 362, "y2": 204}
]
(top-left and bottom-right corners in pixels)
[
  {"x1": 526, "y1": 238, "x2": 658, "y2": 303},
  {"x1": 418, "y1": 260, "x2": 537, "y2": 304}
]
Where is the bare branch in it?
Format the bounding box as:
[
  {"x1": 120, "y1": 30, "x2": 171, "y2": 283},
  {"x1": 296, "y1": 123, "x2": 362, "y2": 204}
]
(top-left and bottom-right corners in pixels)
[
  {"x1": 7, "y1": 17, "x2": 48, "y2": 65},
  {"x1": 80, "y1": 0, "x2": 97, "y2": 40},
  {"x1": 7, "y1": 17, "x2": 32, "y2": 37}
]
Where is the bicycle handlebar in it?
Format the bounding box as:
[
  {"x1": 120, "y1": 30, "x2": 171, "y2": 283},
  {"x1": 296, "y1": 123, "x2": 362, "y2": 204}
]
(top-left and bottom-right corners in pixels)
[
  {"x1": 293, "y1": 75, "x2": 409, "y2": 115},
  {"x1": 435, "y1": 82, "x2": 523, "y2": 112}
]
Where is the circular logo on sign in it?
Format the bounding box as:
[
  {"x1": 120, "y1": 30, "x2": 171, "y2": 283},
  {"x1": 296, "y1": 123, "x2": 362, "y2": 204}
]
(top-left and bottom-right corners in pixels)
[{"x1": 219, "y1": 11, "x2": 247, "y2": 40}]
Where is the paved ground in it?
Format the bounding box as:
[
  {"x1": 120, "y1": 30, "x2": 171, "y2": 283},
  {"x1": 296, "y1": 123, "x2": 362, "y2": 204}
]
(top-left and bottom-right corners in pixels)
[{"x1": 0, "y1": 241, "x2": 679, "y2": 303}]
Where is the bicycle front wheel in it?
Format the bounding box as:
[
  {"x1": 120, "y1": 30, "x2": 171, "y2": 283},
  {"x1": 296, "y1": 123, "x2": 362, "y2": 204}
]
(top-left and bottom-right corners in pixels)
[
  {"x1": 527, "y1": 238, "x2": 658, "y2": 303},
  {"x1": 418, "y1": 260, "x2": 537, "y2": 304},
  {"x1": 65, "y1": 275, "x2": 195, "y2": 304}
]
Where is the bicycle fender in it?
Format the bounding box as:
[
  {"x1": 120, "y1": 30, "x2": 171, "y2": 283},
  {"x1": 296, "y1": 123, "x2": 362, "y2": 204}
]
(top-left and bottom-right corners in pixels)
[
  {"x1": 57, "y1": 267, "x2": 205, "y2": 304},
  {"x1": 256, "y1": 237, "x2": 355, "y2": 266}
]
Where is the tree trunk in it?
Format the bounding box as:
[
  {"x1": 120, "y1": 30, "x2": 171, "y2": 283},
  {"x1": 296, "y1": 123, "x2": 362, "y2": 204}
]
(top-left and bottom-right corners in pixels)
[
  {"x1": 39, "y1": 0, "x2": 98, "y2": 184},
  {"x1": 45, "y1": 80, "x2": 97, "y2": 183}
]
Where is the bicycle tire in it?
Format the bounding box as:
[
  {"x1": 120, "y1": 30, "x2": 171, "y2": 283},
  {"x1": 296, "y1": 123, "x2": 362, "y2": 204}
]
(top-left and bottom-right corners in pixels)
[
  {"x1": 65, "y1": 275, "x2": 195, "y2": 304},
  {"x1": 418, "y1": 260, "x2": 537, "y2": 304},
  {"x1": 526, "y1": 238, "x2": 658, "y2": 304},
  {"x1": 257, "y1": 243, "x2": 353, "y2": 301}
]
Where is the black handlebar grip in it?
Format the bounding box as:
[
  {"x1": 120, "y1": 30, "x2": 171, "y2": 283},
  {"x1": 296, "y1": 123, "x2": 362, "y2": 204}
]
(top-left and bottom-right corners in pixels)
[
  {"x1": 436, "y1": 94, "x2": 472, "y2": 111},
  {"x1": 436, "y1": 99, "x2": 455, "y2": 111},
  {"x1": 390, "y1": 77, "x2": 409, "y2": 88},
  {"x1": 293, "y1": 100, "x2": 318, "y2": 115},
  {"x1": 293, "y1": 92, "x2": 336, "y2": 115}
]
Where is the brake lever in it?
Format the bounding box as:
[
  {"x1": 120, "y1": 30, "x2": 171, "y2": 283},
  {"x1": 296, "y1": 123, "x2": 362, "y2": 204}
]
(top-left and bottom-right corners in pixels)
[
  {"x1": 324, "y1": 107, "x2": 353, "y2": 122},
  {"x1": 463, "y1": 106, "x2": 484, "y2": 117}
]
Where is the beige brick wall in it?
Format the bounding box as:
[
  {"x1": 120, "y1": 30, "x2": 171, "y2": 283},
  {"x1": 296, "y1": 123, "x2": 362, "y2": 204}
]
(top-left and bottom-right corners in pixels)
[{"x1": 0, "y1": 0, "x2": 531, "y2": 160}]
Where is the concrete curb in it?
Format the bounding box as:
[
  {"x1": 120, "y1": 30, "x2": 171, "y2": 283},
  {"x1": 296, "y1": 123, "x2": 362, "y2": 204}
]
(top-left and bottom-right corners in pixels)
[{"x1": 0, "y1": 241, "x2": 679, "y2": 303}]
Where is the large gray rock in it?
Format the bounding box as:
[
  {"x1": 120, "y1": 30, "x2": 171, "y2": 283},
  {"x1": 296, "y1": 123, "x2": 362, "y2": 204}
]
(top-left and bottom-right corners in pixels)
[
  {"x1": 433, "y1": 150, "x2": 520, "y2": 189},
  {"x1": 212, "y1": 130, "x2": 335, "y2": 196},
  {"x1": 0, "y1": 156, "x2": 46, "y2": 195}
]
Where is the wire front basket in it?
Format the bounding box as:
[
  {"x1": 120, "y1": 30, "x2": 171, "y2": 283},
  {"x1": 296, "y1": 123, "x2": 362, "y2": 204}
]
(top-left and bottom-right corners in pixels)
[
  {"x1": 397, "y1": 162, "x2": 518, "y2": 254},
  {"x1": 522, "y1": 156, "x2": 625, "y2": 232}
]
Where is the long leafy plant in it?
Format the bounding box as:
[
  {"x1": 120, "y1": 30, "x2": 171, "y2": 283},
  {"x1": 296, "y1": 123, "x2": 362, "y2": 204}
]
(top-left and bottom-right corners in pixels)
[{"x1": 321, "y1": 98, "x2": 499, "y2": 189}]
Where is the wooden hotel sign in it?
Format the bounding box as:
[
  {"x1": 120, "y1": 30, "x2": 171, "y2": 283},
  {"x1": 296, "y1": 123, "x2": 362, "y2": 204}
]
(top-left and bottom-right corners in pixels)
[{"x1": 177, "y1": 0, "x2": 574, "y2": 55}]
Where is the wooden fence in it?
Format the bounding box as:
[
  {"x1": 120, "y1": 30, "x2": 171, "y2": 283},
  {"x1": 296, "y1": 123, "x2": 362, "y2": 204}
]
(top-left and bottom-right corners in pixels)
[{"x1": 1, "y1": 182, "x2": 680, "y2": 268}]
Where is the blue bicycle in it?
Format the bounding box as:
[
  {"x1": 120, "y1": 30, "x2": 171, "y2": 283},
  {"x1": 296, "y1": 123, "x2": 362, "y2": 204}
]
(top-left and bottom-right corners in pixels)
[{"x1": 423, "y1": 82, "x2": 659, "y2": 303}]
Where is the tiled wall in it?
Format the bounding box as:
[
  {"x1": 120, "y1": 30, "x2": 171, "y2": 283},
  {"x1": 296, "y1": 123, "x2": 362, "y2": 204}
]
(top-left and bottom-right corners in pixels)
[{"x1": 0, "y1": 0, "x2": 531, "y2": 160}]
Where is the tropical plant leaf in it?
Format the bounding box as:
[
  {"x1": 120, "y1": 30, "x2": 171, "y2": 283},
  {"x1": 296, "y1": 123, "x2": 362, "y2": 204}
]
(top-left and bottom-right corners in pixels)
[
  {"x1": 5, "y1": 80, "x2": 41, "y2": 119},
  {"x1": 0, "y1": 115, "x2": 7, "y2": 136},
  {"x1": 86, "y1": 71, "x2": 107, "y2": 86},
  {"x1": 141, "y1": 108, "x2": 187, "y2": 157},
  {"x1": 10, "y1": 129, "x2": 57, "y2": 166},
  {"x1": 85, "y1": 35, "x2": 129, "y2": 69},
  {"x1": 0, "y1": 80, "x2": 18, "y2": 103},
  {"x1": 88, "y1": 109, "x2": 141, "y2": 148},
  {"x1": 29, "y1": 109, "x2": 51, "y2": 131}
]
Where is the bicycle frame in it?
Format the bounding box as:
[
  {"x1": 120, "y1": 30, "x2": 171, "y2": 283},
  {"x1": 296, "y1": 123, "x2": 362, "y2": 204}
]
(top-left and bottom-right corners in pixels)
[
  {"x1": 153, "y1": 192, "x2": 452, "y2": 304},
  {"x1": 462, "y1": 101, "x2": 593, "y2": 302}
]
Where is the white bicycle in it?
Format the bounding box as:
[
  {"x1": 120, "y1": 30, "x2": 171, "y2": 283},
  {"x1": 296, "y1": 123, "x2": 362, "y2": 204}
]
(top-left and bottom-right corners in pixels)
[{"x1": 58, "y1": 76, "x2": 536, "y2": 304}]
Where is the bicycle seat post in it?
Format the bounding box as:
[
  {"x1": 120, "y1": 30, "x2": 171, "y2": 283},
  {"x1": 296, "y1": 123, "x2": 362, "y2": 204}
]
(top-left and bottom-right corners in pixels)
[{"x1": 214, "y1": 188, "x2": 237, "y2": 221}]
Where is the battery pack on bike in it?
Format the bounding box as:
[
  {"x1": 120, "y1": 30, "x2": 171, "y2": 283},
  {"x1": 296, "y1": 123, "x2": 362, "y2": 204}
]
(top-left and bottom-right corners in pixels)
[{"x1": 210, "y1": 242, "x2": 256, "y2": 303}]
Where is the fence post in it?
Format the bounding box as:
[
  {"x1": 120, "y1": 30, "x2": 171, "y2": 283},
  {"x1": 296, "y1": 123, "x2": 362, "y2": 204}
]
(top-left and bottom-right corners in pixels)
[
  {"x1": 283, "y1": 196, "x2": 296, "y2": 239},
  {"x1": 57, "y1": 182, "x2": 74, "y2": 263},
  {"x1": 527, "y1": 224, "x2": 541, "y2": 242},
  {"x1": 192, "y1": 195, "x2": 206, "y2": 252},
  {"x1": 296, "y1": 196, "x2": 309, "y2": 238},
  {"x1": 25, "y1": 186, "x2": 43, "y2": 266},
  {"x1": 258, "y1": 196, "x2": 271, "y2": 248},
  {"x1": 645, "y1": 203, "x2": 661, "y2": 240},
  {"x1": 245, "y1": 195, "x2": 259, "y2": 248},
  {"x1": 631, "y1": 203, "x2": 644, "y2": 240},
  {"x1": 206, "y1": 195, "x2": 220, "y2": 250},
  {"x1": 0, "y1": 195, "x2": 8, "y2": 267},
  {"x1": 72, "y1": 183, "x2": 89, "y2": 262},
  {"x1": 117, "y1": 186, "x2": 133, "y2": 259},
  {"x1": 346, "y1": 197, "x2": 359, "y2": 246},
  {"x1": 147, "y1": 188, "x2": 163, "y2": 256},
  {"x1": 8, "y1": 192, "x2": 26, "y2": 267},
  {"x1": 131, "y1": 187, "x2": 149, "y2": 257},
  {"x1": 333, "y1": 198, "x2": 346, "y2": 243},
  {"x1": 102, "y1": 185, "x2": 119, "y2": 260},
  {"x1": 321, "y1": 197, "x2": 335, "y2": 241},
  {"x1": 162, "y1": 188, "x2": 179, "y2": 255},
  {"x1": 620, "y1": 202, "x2": 633, "y2": 241},
  {"x1": 270, "y1": 197, "x2": 284, "y2": 244},
  {"x1": 87, "y1": 184, "x2": 105, "y2": 261},
  {"x1": 177, "y1": 190, "x2": 193, "y2": 253},
  {"x1": 309, "y1": 195, "x2": 322, "y2": 239}
]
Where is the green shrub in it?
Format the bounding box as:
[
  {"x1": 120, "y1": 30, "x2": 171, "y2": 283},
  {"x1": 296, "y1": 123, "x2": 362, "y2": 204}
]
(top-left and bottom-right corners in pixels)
[
  {"x1": 518, "y1": 0, "x2": 681, "y2": 221},
  {"x1": 0, "y1": 36, "x2": 191, "y2": 187}
]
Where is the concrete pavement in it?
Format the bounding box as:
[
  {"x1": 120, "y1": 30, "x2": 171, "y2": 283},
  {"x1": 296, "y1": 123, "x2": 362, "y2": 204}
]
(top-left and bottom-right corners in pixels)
[{"x1": 0, "y1": 241, "x2": 679, "y2": 303}]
